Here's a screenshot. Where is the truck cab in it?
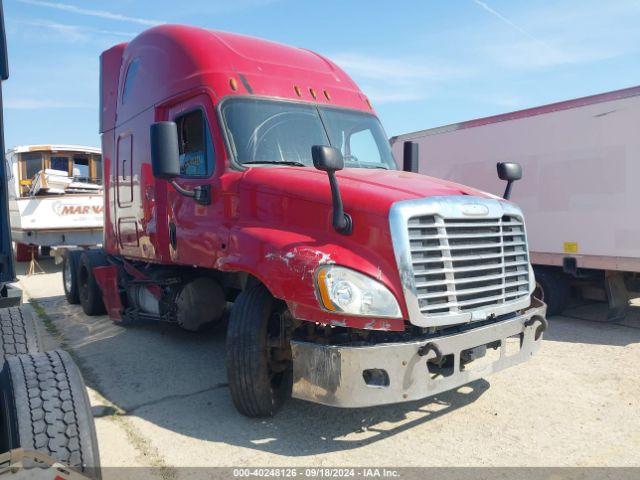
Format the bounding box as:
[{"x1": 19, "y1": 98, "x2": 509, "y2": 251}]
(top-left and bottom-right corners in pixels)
[{"x1": 78, "y1": 25, "x2": 547, "y2": 417}]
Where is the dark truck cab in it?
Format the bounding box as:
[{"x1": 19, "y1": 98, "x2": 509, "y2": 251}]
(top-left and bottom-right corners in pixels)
[
  {"x1": 65, "y1": 25, "x2": 547, "y2": 417},
  {"x1": 0, "y1": 3, "x2": 18, "y2": 308}
]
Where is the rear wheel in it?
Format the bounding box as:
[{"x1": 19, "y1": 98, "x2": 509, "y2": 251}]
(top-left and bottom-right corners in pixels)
[
  {"x1": 226, "y1": 284, "x2": 292, "y2": 417},
  {"x1": 534, "y1": 267, "x2": 571, "y2": 316},
  {"x1": 78, "y1": 251, "x2": 107, "y2": 316},
  {"x1": 0, "y1": 350, "x2": 101, "y2": 478},
  {"x1": 63, "y1": 250, "x2": 82, "y2": 304}
]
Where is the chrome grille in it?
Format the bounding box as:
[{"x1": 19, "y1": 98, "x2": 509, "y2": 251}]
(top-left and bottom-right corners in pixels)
[{"x1": 408, "y1": 214, "x2": 530, "y2": 316}]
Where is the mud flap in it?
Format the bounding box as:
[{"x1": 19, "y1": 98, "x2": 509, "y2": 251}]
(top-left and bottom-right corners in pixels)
[{"x1": 92, "y1": 266, "x2": 122, "y2": 320}]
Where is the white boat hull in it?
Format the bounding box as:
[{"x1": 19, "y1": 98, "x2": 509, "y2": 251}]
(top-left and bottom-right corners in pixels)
[{"x1": 10, "y1": 195, "x2": 103, "y2": 247}]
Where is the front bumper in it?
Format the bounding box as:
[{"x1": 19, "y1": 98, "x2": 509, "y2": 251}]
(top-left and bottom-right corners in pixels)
[{"x1": 291, "y1": 298, "x2": 547, "y2": 408}]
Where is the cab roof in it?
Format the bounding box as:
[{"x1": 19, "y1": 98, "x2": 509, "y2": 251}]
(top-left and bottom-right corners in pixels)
[{"x1": 101, "y1": 25, "x2": 373, "y2": 132}]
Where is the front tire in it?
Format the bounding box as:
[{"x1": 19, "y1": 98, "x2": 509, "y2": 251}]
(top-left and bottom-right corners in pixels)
[{"x1": 226, "y1": 284, "x2": 292, "y2": 417}]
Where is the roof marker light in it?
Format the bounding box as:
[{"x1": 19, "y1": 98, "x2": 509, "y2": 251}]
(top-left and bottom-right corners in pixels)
[
  {"x1": 365, "y1": 98, "x2": 372, "y2": 109},
  {"x1": 229, "y1": 77, "x2": 238, "y2": 91},
  {"x1": 294, "y1": 85, "x2": 302, "y2": 97},
  {"x1": 309, "y1": 88, "x2": 317, "y2": 100},
  {"x1": 323, "y1": 90, "x2": 331, "y2": 101}
]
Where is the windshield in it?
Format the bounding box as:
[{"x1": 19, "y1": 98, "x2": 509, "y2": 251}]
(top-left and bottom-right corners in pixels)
[{"x1": 221, "y1": 98, "x2": 396, "y2": 169}]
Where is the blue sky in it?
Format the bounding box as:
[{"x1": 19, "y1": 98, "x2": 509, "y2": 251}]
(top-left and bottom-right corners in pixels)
[{"x1": 3, "y1": 0, "x2": 640, "y2": 150}]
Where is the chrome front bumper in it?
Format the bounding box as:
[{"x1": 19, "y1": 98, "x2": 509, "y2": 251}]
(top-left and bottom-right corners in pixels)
[{"x1": 291, "y1": 298, "x2": 547, "y2": 408}]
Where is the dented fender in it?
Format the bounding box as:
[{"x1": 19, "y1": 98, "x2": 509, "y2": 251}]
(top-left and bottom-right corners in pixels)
[{"x1": 215, "y1": 226, "x2": 407, "y2": 331}]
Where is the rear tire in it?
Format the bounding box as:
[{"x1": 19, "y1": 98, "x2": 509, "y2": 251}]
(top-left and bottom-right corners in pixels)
[
  {"x1": 63, "y1": 250, "x2": 82, "y2": 305},
  {"x1": 78, "y1": 251, "x2": 107, "y2": 316},
  {"x1": 0, "y1": 350, "x2": 101, "y2": 478},
  {"x1": 226, "y1": 284, "x2": 292, "y2": 418},
  {"x1": 534, "y1": 267, "x2": 570, "y2": 316},
  {"x1": 0, "y1": 306, "x2": 41, "y2": 359}
]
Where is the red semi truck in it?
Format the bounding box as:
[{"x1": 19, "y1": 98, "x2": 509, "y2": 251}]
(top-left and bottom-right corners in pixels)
[{"x1": 62, "y1": 25, "x2": 547, "y2": 417}]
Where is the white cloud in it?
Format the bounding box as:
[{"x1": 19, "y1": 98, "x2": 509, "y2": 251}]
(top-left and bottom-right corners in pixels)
[
  {"x1": 472, "y1": 0, "x2": 548, "y2": 48},
  {"x1": 472, "y1": 1, "x2": 640, "y2": 70},
  {"x1": 330, "y1": 53, "x2": 469, "y2": 104},
  {"x1": 330, "y1": 53, "x2": 458, "y2": 82},
  {"x1": 19, "y1": 20, "x2": 135, "y2": 42},
  {"x1": 17, "y1": 0, "x2": 164, "y2": 26},
  {"x1": 5, "y1": 98, "x2": 93, "y2": 109}
]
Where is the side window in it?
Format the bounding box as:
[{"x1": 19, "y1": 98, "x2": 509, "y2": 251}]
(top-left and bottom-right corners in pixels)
[
  {"x1": 21, "y1": 152, "x2": 43, "y2": 180},
  {"x1": 73, "y1": 155, "x2": 90, "y2": 181},
  {"x1": 92, "y1": 155, "x2": 103, "y2": 184},
  {"x1": 348, "y1": 129, "x2": 381, "y2": 164},
  {"x1": 122, "y1": 58, "x2": 140, "y2": 104},
  {"x1": 50, "y1": 156, "x2": 69, "y2": 174},
  {"x1": 175, "y1": 109, "x2": 214, "y2": 177}
]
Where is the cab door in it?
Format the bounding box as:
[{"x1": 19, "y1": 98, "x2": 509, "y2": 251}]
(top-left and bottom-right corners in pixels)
[{"x1": 164, "y1": 94, "x2": 225, "y2": 267}]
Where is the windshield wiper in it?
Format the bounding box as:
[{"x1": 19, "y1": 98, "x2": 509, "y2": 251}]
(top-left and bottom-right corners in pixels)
[
  {"x1": 243, "y1": 161, "x2": 307, "y2": 167},
  {"x1": 347, "y1": 164, "x2": 389, "y2": 170}
]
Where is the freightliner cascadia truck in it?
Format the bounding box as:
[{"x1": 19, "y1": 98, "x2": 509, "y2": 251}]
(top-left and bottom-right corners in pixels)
[{"x1": 62, "y1": 25, "x2": 547, "y2": 417}]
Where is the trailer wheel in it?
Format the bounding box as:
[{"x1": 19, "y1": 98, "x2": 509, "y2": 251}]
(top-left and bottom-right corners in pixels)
[
  {"x1": 226, "y1": 283, "x2": 292, "y2": 417},
  {"x1": 534, "y1": 267, "x2": 570, "y2": 316},
  {"x1": 78, "y1": 251, "x2": 107, "y2": 316},
  {"x1": 0, "y1": 306, "x2": 41, "y2": 360},
  {"x1": 15, "y1": 243, "x2": 35, "y2": 263},
  {"x1": 63, "y1": 250, "x2": 82, "y2": 305},
  {"x1": 0, "y1": 350, "x2": 100, "y2": 478}
]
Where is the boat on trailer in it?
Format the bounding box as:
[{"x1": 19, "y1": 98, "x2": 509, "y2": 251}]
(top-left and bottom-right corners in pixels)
[{"x1": 6, "y1": 145, "x2": 103, "y2": 261}]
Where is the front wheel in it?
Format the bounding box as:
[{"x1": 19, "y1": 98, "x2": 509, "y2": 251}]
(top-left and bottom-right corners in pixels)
[{"x1": 226, "y1": 284, "x2": 292, "y2": 417}]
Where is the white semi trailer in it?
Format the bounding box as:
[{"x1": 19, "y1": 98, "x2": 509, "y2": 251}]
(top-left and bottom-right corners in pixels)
[{"x1": 391, "y1": 85, "x2": 640, "y2": 318}]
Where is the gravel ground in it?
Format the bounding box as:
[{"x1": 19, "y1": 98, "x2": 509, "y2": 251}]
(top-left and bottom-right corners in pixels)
[{"x1": 13, "y1": 258, "x2": 640, "y2": 478}]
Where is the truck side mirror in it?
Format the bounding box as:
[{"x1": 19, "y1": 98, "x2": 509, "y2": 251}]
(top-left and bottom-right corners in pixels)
[
  {"x1": 497, "y1": 162, "x2": 522, "y2": 200},
  {"x1": 312, "y1": 145, "x2": 352, "y2": 235},
  {"x1": 403, "y1": 141, "x2": 419, "y2": 173},
  {"x1": 312, "y1": 145, "x2": 344, "y2": 172},
  {"x1": 150, "y1": 121, "x2": 211, "y2": 205},
  {"x1": 150, "y1": 121, "x2": 180, "y2": 179}
]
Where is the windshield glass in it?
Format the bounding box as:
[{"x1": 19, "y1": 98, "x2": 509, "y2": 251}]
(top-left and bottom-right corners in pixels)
[{"x1": 221, "y1": 98, "x2": 396, "y2": 169}]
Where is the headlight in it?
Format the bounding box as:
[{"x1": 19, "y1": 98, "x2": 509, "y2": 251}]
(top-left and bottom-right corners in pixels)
[{"x1": 316, "y1": 266, "x2": 402, "y2": 318}]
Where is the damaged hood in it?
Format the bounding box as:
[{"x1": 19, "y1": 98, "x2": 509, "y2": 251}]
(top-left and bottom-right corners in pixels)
[{"x1": 241, "y1": 166, "x2": 496, "y2": 217}]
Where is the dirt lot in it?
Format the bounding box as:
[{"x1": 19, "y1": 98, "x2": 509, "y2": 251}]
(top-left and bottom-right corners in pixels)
[{"x1": 13, "y1": 258, "x2": 640, "y2": 477}]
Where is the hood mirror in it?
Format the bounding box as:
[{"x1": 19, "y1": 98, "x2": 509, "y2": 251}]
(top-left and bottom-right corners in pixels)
[
  {"x1": 312, "y1": 145, "x2": 352, "y2": 235},
  {"x1": 497, "y1": 162, "x2": 522, "y2": 200}
]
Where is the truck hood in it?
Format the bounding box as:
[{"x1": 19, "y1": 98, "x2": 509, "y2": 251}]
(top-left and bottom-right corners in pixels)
[{"x1": 241, "y1": 166, "x2": 497, "y2": 217}]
